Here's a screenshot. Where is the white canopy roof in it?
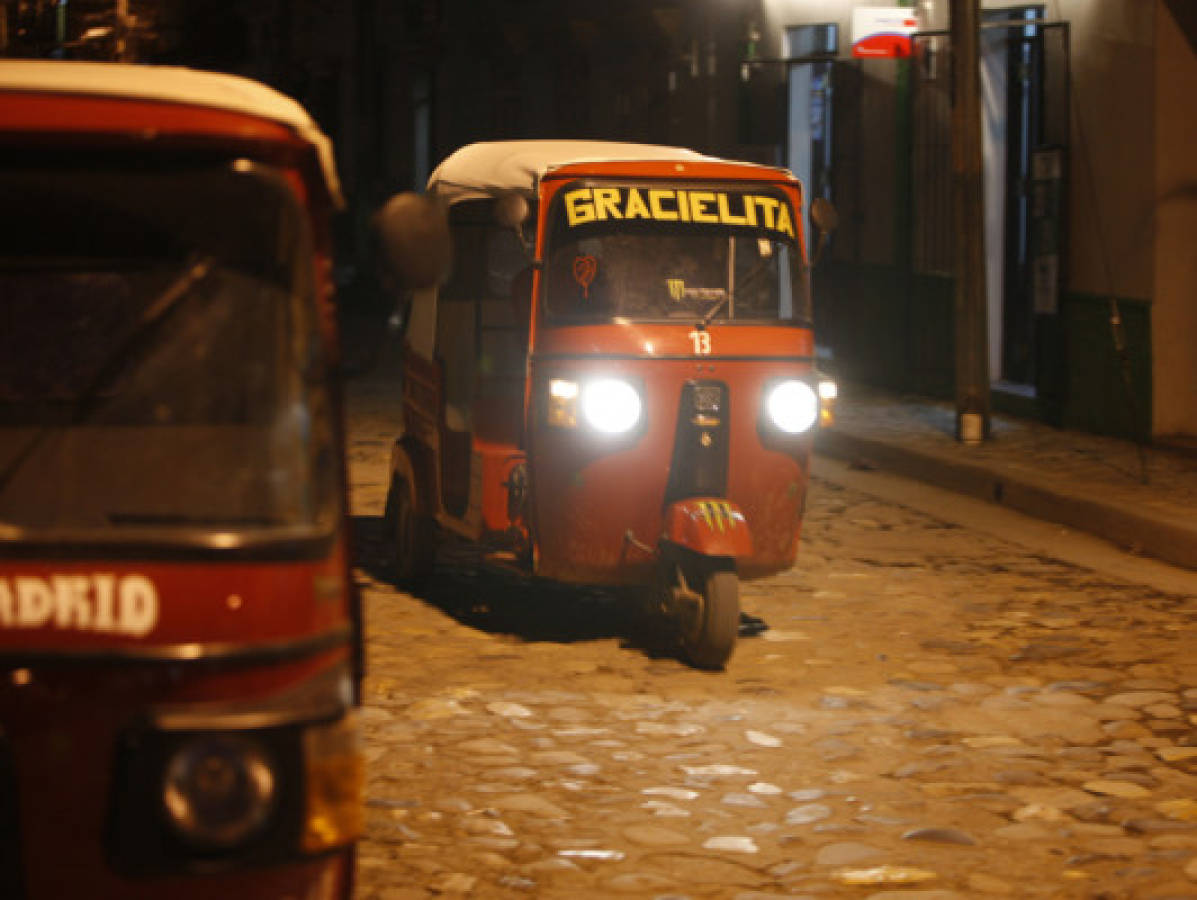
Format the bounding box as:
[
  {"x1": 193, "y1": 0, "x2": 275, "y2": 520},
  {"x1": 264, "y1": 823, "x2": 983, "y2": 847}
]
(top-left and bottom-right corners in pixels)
[
  {"x1": 0, "y1": 60, "x2": 343, "y2": 207},
  {"x1": 427, "y1": 140, "x2": 775, "y2": 204}
]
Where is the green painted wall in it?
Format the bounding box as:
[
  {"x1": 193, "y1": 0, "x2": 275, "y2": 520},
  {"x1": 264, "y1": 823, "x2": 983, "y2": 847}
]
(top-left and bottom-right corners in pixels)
[
  {"x1": 820, "y1": 266, "x2": 1153, "y2": 440},
  {"x1": 1060, "y1": 294, "x2": 1152, "y2": 440}
]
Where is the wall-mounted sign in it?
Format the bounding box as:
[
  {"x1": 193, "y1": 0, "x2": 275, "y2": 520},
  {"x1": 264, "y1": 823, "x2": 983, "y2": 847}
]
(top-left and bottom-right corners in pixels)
[{"x1": 851, "y1": 7, "x2": 919, "y2": 58}]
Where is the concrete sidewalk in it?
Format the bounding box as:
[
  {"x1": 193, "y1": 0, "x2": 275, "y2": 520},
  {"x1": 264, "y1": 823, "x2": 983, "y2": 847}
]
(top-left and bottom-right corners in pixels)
[{"x1": 814, "y1": 384, "x2": 1197, "y2": 573}]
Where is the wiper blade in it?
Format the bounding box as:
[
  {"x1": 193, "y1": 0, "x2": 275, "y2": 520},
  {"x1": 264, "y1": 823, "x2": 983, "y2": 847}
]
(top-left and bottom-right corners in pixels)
[
  {"x1": 0, "y1": 257, "x2": 214, "y2": 499},
  {"x1": 702, "y1": 293, "x2": 730, "y2": 325}
]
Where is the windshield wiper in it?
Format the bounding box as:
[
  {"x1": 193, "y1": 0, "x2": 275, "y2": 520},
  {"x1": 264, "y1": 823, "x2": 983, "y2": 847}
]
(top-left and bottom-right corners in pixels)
[
  {"x1": 0, "y1": 257, "x2": 215, "y2": 502},
  {"x1": 702, "y1": 293, "x2": 730, "y2": 325}
]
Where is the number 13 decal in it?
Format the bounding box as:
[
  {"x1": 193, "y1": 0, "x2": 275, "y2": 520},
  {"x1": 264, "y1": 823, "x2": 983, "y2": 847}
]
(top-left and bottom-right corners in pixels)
[{"x1": 688, "y1": 330, "x2": 712, "y2": 355}]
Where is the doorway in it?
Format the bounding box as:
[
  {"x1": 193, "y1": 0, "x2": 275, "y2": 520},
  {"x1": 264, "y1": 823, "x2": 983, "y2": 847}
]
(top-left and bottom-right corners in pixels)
[
  {"x1": 982, "y1": 5, "x2": 1046, "y2": 390},
  {"x1": 785, "y1": 24, "x2": 838, "y2": 237}
]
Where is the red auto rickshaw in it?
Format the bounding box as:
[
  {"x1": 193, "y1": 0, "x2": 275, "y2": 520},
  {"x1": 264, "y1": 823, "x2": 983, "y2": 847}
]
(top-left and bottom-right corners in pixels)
[
  {"x1": 0, "y1": 61, "x2": 442, "y2": 898},
  {"x1": 379, "y1": 140, "x2": 834, "y2": 669}
]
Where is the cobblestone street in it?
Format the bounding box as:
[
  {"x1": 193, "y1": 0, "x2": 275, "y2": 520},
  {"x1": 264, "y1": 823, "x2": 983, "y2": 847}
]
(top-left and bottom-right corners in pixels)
[{"x1": 348, "y1": 377, "x2": 1197, "y2": 899}]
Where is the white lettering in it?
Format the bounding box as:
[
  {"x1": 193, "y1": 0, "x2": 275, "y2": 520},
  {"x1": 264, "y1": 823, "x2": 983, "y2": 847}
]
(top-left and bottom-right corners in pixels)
[
  {"x1": 15, "y1": 578, "x2": 54, "y2": 627},
  {"x1": 118, "y1": 575, "x2": 158, "y2": 637},
  {"x1": 53, "y1": 575, "x2": 92, "y2": 629},
  {"x1": 93, "y1": 573, "x2": 116, "y2": 631},
  {"x1": 0, "y1": 574, "x2": 159, "y2": 636}
]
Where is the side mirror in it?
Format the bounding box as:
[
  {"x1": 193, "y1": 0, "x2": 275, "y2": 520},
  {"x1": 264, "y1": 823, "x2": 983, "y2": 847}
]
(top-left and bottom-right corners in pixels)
[
  {"x1": 494, "y1": 193, "x2": 530, "y2": 229},
  {"x1": 808, "y1": 196, "x2": 839, "y2": 268},
  {"x1": 494, "y1": 192, "x2": 533, "y2": 256},
  {"x1": 375, "y1": 192, "x2": 452, "y2": 290}
]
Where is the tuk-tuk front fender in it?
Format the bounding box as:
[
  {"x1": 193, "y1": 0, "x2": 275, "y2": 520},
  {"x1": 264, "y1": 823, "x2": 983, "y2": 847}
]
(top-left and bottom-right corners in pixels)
[{"x1": 660, "y1": 498, "x2": 753, "y2": 559}]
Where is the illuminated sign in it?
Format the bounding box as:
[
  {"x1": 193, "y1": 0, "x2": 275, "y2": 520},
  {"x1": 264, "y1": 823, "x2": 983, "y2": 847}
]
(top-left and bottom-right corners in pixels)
[
  {"x1": 561, "y1": 187, "x2": 795, "y2": 239},
  {"x1": 851, "y1": 7, "x2": 919, "y2": 58}
]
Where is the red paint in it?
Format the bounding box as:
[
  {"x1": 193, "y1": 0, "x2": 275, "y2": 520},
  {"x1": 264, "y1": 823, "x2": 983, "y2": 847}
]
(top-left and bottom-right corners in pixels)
[
  {"x1": 1, "y1": 74, "x2": 357, "y2": 898},
  {"x1": 852, "y1": 33, "x2": 915, "y2": 58},
  {"x1": 397, "y1": 151, "x2": 815, "y2": 592}
]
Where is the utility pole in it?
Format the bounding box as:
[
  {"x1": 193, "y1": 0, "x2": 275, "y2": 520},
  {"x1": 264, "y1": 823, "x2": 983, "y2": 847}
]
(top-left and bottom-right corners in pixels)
[{"x1": 949, "y1": 0, "x2": 990, "y2": 442}]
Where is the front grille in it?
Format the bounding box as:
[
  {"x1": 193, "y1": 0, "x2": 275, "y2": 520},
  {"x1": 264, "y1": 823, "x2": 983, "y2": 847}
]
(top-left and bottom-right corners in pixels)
[{"x1": 663, "y1": 381, "x2": 729, "y2": 506}]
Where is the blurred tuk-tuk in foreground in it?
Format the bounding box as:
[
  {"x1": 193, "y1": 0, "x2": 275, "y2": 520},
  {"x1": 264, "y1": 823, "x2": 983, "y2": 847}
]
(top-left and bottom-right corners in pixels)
[
  {"x1": 378, "y1": 140, "x2": 835, "y2": 669},
  {"x1": 0, "y1": 60, "x2": 420, "y2": 898}
]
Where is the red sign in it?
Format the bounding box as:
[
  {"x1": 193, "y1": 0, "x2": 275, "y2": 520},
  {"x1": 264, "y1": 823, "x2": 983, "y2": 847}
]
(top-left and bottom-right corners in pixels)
[{"x1": 851, "y1": 7, "x2": 919, "y2": 58}]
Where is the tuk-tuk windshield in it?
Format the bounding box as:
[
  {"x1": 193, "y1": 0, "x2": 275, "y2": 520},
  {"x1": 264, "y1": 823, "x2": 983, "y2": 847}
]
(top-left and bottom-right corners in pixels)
[
  {"x1": 0, "y1": 159, "x2": 336, "y2": 548},
  {"x1": 543, "y1": 182, "x2": 811, "y2": 326}
]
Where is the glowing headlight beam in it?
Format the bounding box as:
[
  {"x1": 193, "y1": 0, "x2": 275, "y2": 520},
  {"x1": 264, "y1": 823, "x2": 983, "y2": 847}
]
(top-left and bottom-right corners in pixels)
[
  {"x1": 580, "y1": 379, "x2": 642, "y2": 434},
  {"x1": 767, "y1": 380, "x2": 818, "y2": 434}
]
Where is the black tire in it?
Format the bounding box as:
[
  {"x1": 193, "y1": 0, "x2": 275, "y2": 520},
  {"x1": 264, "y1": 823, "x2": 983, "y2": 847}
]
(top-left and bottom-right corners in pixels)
[
  {"x1": 681, "y1": 569, "x2": 739, "y2": 670},
  {"x1": 384, "y1": 476, "x2": 435, "y2": 590}
]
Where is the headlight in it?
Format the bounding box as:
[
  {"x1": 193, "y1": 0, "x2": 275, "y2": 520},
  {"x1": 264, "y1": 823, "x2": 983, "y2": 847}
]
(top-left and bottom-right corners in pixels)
[
  {"x1": 162, "y1": 734, "x2": 277, "y2": 849},
  {"x1": 582, "y1": 379, "x2": 642, "y2": 434},
  {"x1": 547, "y1": 377, "x2": 642, "y2": 435},
  {"x1": 547, "y1": 378, "x2": 579, "y2": 428},
  {"x1": 766, "y1": 380, "x2": 819, "y2": 434},
  {"x1": 817, "y1": 377, "x2": 837, "y2": 427}
]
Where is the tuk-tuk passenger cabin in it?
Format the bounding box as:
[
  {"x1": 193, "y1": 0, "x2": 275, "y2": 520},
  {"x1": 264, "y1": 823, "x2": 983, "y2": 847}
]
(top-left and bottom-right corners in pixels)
[{"x1": 384, "y1": 140, "x2": 830, "y2": 668}]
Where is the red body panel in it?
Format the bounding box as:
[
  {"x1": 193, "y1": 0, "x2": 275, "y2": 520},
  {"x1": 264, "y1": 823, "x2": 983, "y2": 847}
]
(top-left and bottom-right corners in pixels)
[
  {"x1": 518, "y1": 167, "x2": 813, "y2": 584},
  {"x1": 528, "y1": 325, "x2": 813, "y2": 584},
  {"x1": 0, "y1": 552, "x2": 350, "y2": 654},
  {"x1": 1, "y1": 653, "x2": 352, "y2": 898},
  {"x1": 0, "y1": 85, "x2": 356, "y2": 898}
]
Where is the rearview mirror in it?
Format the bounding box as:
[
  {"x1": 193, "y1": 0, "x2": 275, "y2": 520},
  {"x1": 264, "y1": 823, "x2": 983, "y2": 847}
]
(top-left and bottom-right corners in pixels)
[{"x1": 375, "y1": 192, "x2": 452, "y2": 289}]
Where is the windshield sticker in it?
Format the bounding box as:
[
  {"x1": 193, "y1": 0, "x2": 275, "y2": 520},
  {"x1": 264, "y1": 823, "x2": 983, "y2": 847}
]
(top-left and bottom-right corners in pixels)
[
  {"x1": 573, "y1": 255, "x2": 597, "y2": 298},
  {"x1": 0, "y1": 574, "x2": 159, "y2": 637},
  {"x1": 667, "y1": 279, "x2": 726, "y2": 303},
  {"x1": 563, "y1": 187, "x2": 795, "y2": 238}
]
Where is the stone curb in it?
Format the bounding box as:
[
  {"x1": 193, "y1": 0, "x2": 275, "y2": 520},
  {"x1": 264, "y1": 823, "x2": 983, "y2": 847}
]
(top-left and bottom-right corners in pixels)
[{"x1": 814, "y1": 429, "x2": 1197, "y2": 573}]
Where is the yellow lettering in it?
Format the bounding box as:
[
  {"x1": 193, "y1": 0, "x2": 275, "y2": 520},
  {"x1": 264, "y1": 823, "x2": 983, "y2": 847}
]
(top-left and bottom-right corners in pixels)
[
  {"x1": 0, "y1": 580, "x2": 11, "y2": 625},
  {"x1": 624, "y1": 188, "x2": 651, "y2": 220},
  {"x1": 756, "y1": 196, "x2": 779, "y2": 230},
  {"x1": 690, "y1": 191, "x2": 718, "y2": 224},
  {"x1": 677, "y1": 190, "x2": 690, "y2": 221},
  {"x1": 565, "y1": 188, "x2": 595, "y2": 226},
  {"x1": 775, "y1": 202, "x2": 794, "y2": 237},
  {"x1": 649, "y1": 189, "x2": 678, "y2": 221},
  {"x1": 744, "y1": 196, "x2": 759, "y2": 227},
  {"x1": 716, "y1": 193, "x2": 748, "y2": 226},
  {"x1": 593, "y1": 187, "x2": 623, "y2": 221}
]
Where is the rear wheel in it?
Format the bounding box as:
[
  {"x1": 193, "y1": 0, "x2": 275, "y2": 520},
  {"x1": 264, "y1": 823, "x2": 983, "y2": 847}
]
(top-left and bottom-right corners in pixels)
[
  {"x1": 384, "y1": 475, "x2": 435, "y2": 590},
  {"x1": 679, "y1": 568, "x2": 739, "y2": 670}
]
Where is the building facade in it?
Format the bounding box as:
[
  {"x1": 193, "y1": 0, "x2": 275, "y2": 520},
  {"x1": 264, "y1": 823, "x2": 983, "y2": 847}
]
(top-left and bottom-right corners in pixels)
[
  {"x1": 760, "y1": 0, "x2": 1195, "y2": 443},
  {"x1": 4, "y1": 0, "x2": 1192, "y2": 443}
]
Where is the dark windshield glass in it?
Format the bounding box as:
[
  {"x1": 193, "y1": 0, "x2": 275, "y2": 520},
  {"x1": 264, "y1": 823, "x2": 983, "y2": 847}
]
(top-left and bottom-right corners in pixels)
[
  {"x1": 0, "y1": 162, "x2": 336, "y2": 543},
  {"x1": 543, "y1": 182, "x2": 810, "y2": 325}
]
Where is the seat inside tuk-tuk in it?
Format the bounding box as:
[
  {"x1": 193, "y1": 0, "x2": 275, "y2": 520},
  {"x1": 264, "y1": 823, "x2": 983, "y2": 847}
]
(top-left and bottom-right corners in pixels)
[{"x1": 435, "y1": 200, "x2": 530, "y2": 517}]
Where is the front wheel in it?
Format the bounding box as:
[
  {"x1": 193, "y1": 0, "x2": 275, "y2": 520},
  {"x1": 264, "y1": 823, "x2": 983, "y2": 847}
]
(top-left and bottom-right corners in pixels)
[
  {"x1": 680, "y1": 568, "x2": 740, "y2": 670},
  {"x1": 384, "y1": 475, "x2": 435, "y2": 590}
]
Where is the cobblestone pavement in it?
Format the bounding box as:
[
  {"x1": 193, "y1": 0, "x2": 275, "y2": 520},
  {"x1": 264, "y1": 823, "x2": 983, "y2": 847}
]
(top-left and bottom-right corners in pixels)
[{"x1": 347, "y1": 377, "x2": 1197, "y2": 899}]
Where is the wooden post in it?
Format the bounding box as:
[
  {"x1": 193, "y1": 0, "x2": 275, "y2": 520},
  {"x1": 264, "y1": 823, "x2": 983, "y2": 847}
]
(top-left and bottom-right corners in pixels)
[{"x1": 949, "y1": 0, "x2": 990, "y2": 442}]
